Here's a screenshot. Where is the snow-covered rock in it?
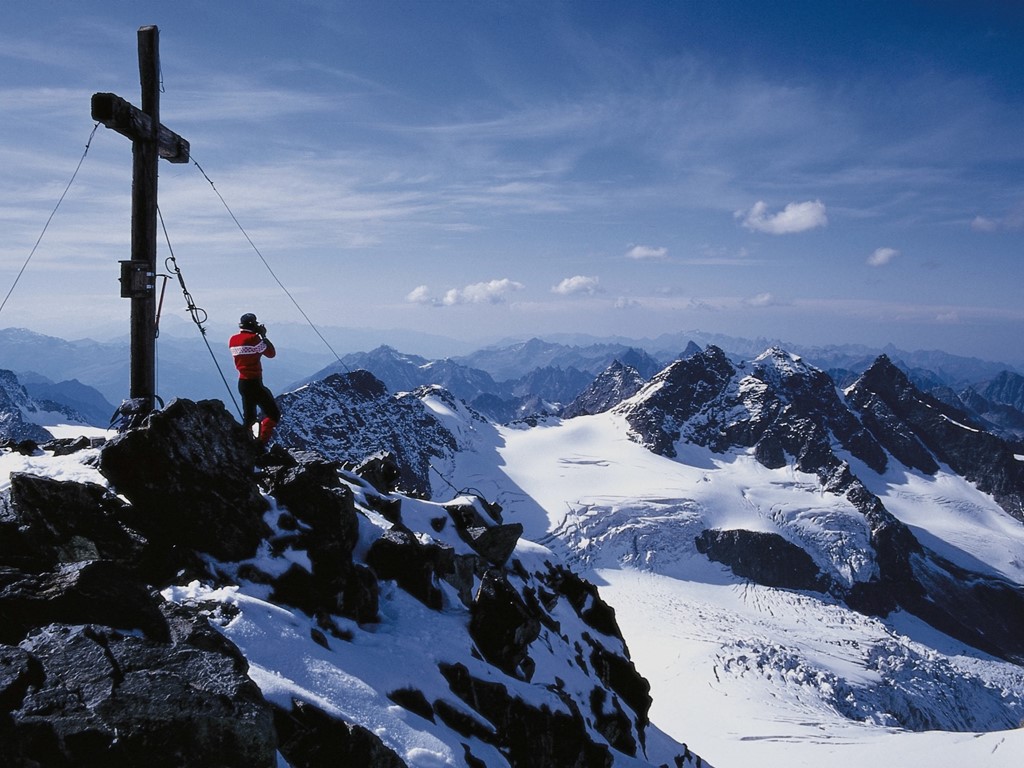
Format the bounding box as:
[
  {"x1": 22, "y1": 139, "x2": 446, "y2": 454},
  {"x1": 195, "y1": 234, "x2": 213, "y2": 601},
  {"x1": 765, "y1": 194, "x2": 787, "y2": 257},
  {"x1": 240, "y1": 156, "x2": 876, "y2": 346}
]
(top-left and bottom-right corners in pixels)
[
  {"x1": 1, "y1": 398, "x2": 694, "y2": 767},
  {"x1": 563, "y1": 360, "x2": 646, "y2": 419},
  {"x1": 0, "y1": 369, "x2": 56, "y2": 444},
  {"x1": 274, "y1": 371, "x2": 459, "y2": 498}
]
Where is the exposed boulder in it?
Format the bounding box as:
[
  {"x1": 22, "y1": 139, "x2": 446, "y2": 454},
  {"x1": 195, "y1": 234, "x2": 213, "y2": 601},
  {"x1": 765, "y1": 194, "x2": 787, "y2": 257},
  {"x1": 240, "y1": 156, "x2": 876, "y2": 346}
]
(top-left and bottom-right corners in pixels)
[
  {"x1": 2, "y1": 623, "x2": 276, "y2": 768},
  {"x1": 99, "y1": 398, "x2": 269, "y2": 561},
  {"x1": 366, "y1": 528, "x2": 453, "y2": 610},
  {"x1": 459, "y1": 523, "x2": 523, "y2": 567},
  {"x1": 0, "y1": 561, "x2": 169, "y2": 645},
  {"x1": 544, "y1": 564, "x2": 624, "y2": 641},
  {"x1": 265, "y1": 452, "x2": 360, "y2": 566},
  {"x1": 354, "y1": 450, "x2": 402, "y2": 494},
  {"x1": 0, "y1": 645, "x2": 44, "y2": 713},
  {"x1": 41, "y1": 435, "x2": 98, "y2": 456},
  {"x1": 445, "y1": 498, "x2": 521, "y2": 566},
  {"x1": 249, "y1": 450, "x2": 380, "y2": 624},
  {"x1": 0, "y1": 473, "x2": 143, "y2": 571}
]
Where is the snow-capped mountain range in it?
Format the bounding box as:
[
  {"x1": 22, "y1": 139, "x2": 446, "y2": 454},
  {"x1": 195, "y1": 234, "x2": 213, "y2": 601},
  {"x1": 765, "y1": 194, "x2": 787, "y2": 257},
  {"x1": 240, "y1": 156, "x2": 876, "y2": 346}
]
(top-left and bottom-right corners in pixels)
[
  {"x1": 3, "y1": 335, "x2": 1024, "y2": 767},
  {"x1": 265, "y1": 344, "x2": 1024, "y2": 765},
  {"x1": 4, "y1": 324, "x2": 1024, "y2": 433}
]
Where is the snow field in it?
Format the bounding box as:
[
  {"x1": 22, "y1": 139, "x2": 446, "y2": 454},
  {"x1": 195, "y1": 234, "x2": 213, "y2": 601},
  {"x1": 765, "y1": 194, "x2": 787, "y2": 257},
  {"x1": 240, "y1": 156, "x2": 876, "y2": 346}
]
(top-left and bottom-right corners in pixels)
[{"x1": 447, "y1": 411, "x2": 1024, "y2": 768}]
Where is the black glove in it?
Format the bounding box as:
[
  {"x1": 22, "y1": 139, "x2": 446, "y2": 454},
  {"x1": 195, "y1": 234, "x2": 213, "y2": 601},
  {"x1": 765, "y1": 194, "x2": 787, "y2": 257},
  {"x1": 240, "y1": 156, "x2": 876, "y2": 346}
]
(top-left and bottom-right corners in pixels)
[{"x1": 256, "y1": 323, "x2": 267, "y2": 336}]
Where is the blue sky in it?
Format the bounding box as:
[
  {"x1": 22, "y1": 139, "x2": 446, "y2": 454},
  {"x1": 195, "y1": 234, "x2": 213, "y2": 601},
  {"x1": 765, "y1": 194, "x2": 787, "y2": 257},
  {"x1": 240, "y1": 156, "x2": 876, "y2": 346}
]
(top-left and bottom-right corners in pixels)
[{"x1": 1, "y1": 1, "x2": 1023, "y2": 363}]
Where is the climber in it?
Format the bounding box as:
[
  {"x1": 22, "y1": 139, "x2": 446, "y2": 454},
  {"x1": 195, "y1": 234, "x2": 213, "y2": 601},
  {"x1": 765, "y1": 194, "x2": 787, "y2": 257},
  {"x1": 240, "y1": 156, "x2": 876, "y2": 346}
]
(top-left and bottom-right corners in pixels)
[{"x1": 229, "y1": 312, "x2": 281, "y2": 446}]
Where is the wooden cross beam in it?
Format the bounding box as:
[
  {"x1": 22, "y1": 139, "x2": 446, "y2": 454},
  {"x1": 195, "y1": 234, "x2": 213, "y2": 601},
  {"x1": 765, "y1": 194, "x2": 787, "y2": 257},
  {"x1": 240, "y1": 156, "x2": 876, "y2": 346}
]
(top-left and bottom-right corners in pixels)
[{"x1": 91, "y1": 25, "x2": 190, "y2": 416}]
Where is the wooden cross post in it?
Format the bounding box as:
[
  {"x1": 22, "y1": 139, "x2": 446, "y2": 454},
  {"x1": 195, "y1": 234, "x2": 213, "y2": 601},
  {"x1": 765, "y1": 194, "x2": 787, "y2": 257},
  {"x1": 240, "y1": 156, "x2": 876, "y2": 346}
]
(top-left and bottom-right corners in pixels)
[{"x1": 91, "y1": 25, "x2": 190, "y2": 415}]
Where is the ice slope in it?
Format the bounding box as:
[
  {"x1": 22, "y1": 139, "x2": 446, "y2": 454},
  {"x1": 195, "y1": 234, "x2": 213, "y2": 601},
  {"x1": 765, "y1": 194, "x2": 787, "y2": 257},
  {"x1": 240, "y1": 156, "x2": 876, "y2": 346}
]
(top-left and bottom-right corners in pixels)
[{"x1": 422, "y1": 401, "x2": 1024, "y2": 768}]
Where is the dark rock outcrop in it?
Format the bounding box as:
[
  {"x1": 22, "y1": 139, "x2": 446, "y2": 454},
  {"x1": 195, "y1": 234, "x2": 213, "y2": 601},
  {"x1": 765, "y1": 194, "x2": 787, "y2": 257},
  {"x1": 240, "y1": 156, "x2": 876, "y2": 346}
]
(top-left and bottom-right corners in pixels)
[
  {"x1": 0, "y1": 370, "x2": 54, "y2": 444},
  {"x1": 618, "y1": 345, "x2": 887, "y2": 475},
  {"x1": 366, "y1": 528, "x2": 453, "y2": 610},
  {"x1": 354, "y1": 450, "x2": 403, "y2": 495},
  {"x1": 849, "y1": 356, "x2": 1024, "y2": 521},
  {"x1": 616, "y1": 345, "x2": 736, "y2": 458},
  {"x1": 1, "y1": 623, "x2": 276, "y2": 768},
  {"x1": 0, "y1": 474, "x2": 142, "y2": 572},
  {"x1": 695, "y1": 529, "x2": 831, "y2": 592},
  {"x1": 563, "y1": 360, "x2": 646, "y2": 418},
  {"x1": 0, "y1": 561, "x2": 169, "y2": 645},
  {"x1": 260, "y1": 451, "x2": 379, "y2": 623},
  {"x1": 618, "y1": 346, "x2": 1024, "y2": 665},
  {"x1": 440, "y1": 662, "x2": 613, "y2": 768},
  {"x1": 1, "y1": 391, "x2": 685, "y2": 767},
  {"x1": 470, "y1": 569, "x2": 542, "y2": 678},
  {"x1": 831, "y1": 473, "x2": 1024, "y2": 663},
  {"x1": 273, "y1": 698, "x2": 407, "y2": 768},
  {"x1": 99, "y1": 398, "x2": 269, "y2": 561}
]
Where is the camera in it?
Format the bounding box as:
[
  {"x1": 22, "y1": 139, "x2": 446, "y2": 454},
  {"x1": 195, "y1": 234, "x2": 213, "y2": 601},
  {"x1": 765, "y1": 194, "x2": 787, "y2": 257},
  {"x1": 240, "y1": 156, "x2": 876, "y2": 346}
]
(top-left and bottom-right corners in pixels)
[{"x1": 257, "y1": 323, "x2": 267, "y2": 336}]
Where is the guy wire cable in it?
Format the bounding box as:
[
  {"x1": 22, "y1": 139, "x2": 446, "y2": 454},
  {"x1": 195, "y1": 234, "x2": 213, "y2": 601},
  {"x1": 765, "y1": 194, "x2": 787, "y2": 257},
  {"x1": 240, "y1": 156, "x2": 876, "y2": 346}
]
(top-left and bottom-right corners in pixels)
[
  {"x1": 0, "y1": 123, "x2": 100, "y2": 318},
  {"x1": 190, "y1": 156, "x2": 351, "y2": 373},
  {"x1": 156, "y1": 205, "x2": 244, "y2": 419}
]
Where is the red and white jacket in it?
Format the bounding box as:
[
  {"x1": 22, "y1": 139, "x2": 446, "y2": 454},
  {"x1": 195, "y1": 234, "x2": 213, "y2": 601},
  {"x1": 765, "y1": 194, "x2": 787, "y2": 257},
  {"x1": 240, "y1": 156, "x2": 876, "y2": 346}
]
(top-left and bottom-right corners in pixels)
[{"x1": 229, "y1": 329, "x2": 276, "y2": 380}]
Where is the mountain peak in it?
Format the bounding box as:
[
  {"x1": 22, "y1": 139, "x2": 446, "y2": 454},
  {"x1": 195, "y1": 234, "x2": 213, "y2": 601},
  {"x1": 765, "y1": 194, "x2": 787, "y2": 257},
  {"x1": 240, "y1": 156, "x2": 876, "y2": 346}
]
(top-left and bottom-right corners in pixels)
[
  {"x1": 563, "y1": 359, "x2": 645, "y2": 418},
  {"x1": 752, "y1": 346, "x2": 814, "y2": 388},
  {"x1": 0, "y1": 369, "x2": 57, "y2": 443}
]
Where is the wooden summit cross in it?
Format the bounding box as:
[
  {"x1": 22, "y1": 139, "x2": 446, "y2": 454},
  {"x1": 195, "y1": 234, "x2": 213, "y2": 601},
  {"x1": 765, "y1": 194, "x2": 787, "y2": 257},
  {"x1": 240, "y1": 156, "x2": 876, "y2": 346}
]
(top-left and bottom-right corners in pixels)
[{"x1": 91, "y1": 25, "x2": 190, "y2": 415}]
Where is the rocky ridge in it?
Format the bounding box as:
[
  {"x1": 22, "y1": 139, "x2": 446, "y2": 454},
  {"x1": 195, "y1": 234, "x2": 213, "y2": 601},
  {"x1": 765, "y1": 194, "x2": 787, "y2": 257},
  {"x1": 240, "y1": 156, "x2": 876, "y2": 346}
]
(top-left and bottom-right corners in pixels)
[
  {"x1": 0, "y1": 397, "x2": 693, "y2": 767},
  {"x1": 0, "y1": 370, "x2": 58, "y2": 445},
  {"x1": 563, "y1": 361, "x2": 646, "y2": 419},
  {"x1": 615, "y1": 345, "x2": 1024, "y2": 664},
  {"x1": 297, "y1": 343, "x2": 673, "y2": 424},
  {"x1": 273, "y1": 371, "x2": 461, "y2": 499}
]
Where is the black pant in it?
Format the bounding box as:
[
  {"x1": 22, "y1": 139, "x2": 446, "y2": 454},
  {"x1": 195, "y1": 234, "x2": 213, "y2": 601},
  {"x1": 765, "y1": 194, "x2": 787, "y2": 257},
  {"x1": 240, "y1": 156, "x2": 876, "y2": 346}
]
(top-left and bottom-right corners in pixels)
[{"x1": 238, "y1": 378, "x2": 280, "y2": 429}]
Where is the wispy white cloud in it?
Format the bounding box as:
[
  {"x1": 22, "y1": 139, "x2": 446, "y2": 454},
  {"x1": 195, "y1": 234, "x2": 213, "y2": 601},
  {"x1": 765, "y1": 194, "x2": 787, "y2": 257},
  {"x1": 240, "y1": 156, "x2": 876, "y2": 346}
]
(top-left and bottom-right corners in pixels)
[
  {"x1": 625, "y1": 244, "x2": 668, "y2": 260},
  {"x1": 737, "y1": 200, "x2": 828, "y2": 235},
  {"x1": 867, "y1": 247, "x2": 900, "y2": 267},
  {"x1": 552, "y1": 275, "x2": 601, "y2": 295},
  {"x1": 971, "y1": 202, "x2": 1024, "y2": 232},
  {"x1": 971, "y1": 216, "x2": 999, "y2": 232}
]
